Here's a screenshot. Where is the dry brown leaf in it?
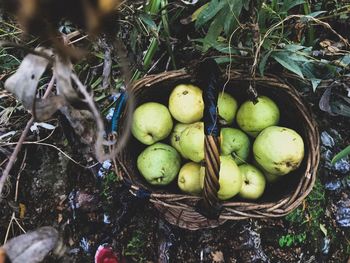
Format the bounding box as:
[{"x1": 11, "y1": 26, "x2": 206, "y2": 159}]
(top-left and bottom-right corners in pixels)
[
  {"x1": 19, "y1": 203, "x2": 26, "y2": 220},
  {"x1": 5, "y1": 48, "x2": 51, "y2": 110},
  {"x1": 211, "y1": 251, "x2": 224, "y2": 263},
  {"x1": 320, "y1": 40, "x2": 332, "y2": 48},
  {"x1": 34, "y1": 96, "x2": 66, "y2": 121},
  {"x1": 53, "y1": 56, "x2": 80, "y2": 104}
]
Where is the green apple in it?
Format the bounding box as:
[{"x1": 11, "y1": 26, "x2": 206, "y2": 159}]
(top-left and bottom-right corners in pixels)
[
  {"x1": 253, "y1": 126, "x2": 304, "y2": 176},
  {"x1": 217, "y1": 92, "x2": 238, "y2": 125},
  {"x1": 238, "y1": 164, "x2": 266, "y2": 200},
  {"x1": 132, "y1": 102, "x2": 173, "y2": 145},
  {"x1": 220, "y1": 128, "x2": 250, "y2": 165},
  {"x1": 178, "y1": 162, "x2": 205, "y2": 195},
  {"x1": 264, "y1": 171, "x2": 281, "y2": 183},
  {"x1": 236, "y1": 96, "x2": 280, "y2": 137},
  {"x1": 179, "y1": 122, "x2": 204, "y2": 163},
  {"x1": 137, "y1": 143, "x2": 181, "y2": 185},
  {"x1": 170, "y1": 123, "x2": 190, "y2": 158},
  {"x1": 169, "y1": 84, "x2": 204, "y2": 124},
  {"x1": 253, "y1": 159, "x2": 281, "y2": 183},
  {"x1": 217, "y1": 156, "x2": 242, "y2": 200}
]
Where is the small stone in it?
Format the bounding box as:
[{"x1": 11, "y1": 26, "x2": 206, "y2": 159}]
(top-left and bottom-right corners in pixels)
[
  {"x1": 325, "y1": 180, "x2": 342, "y2": 191},
  {"x1": 336, "y1": 199, "x2": 350, "y2": 227},
  {"x1": 106, "y1": 108, "x2": 115, "y2": 121},
  {"x1": 321, "y1": 149, "x2": 333, "y2": 169},
  {"x1": 333, "y1": 158, "x2": 350, "y2": 174},
  {"x1": 321, "y1": 237, "x2": 331, "y2": 255},
  {"x1": 321, "y1": 131, "x2": 335, "y2": 148}
]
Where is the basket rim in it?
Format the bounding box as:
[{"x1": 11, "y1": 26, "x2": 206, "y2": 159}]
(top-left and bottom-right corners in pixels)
[{"x1": 114, "y1": 68, "x2": 320, "y2": 230}]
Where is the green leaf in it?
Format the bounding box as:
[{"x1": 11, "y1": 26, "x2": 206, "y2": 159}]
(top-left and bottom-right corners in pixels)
[
  {"x1": 331, "y1": 145, "x2": 350, "y2": 165},
  {"x1": 279, "y1": 236, "x2": 286, "y2": 247},
  {"x1": 320, "y1": 224, "x2": 328, "y2": 236},
  {"x1": 281, "y1": 0, "x2": 305, "y2": 12},
  {"x1": 286, "y1": 235, "x2": 294, "y2": 247},
  {"x1": 202, "y1": 8, "x2": 226, "y2": 52},
  {"x1": 224, "y1": 0, "x2": 243, "y2": 35},
  {"x1": 259, "y1": 50, "x2": 272, "y2": 76},
  {"x1": 214, "y1": 56, "x2": 235, "y2": 64},
  {"x1": 284, "y1": 44, "x2": 307, "y2": 52},
  {"x1": 308, "y1": 11, "x2": 327, "y2": 17},
  {"x1": 310, "y1": 79, "x2": 322, "y2": 91},
  {"x1": 195, "y1": 0, "x2": 226, "y2": 28},
  {"x1": 243, "y1": 0, "x2": 250, "y2": 10},
  {"x1": 139, "y1": 13, "x2": 157, "y2": 31},
  {"x1": 337, "y1": 54, "x2": 350, "y2": 68},
  {"x1": 271, "y1": 52, "x2": 304, "y2": 78},
  {"x1": 191, "y1": 3, "x2": 210, "y2": 22}
]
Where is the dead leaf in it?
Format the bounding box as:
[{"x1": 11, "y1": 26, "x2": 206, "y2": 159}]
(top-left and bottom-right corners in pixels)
[
  {"x1": 320, "y1": 40, "x2": 332, "y2": 48},
  {"x1": 2, "y1": 227, "x2": 61, "y2": 263},
  {"x1": 53, "y1": 56, "x2": 80, "y2": 104},
  {"x1": 5, "y1": 48, "x2": 51, "y2": 110},
  {"x1": 34, "y1": 96, "x2": 66, "y2": 121},
  {"x1": 19, "y1": 203, "x2": 26, "y2": 220},
  {"x1": 211, "y1": 251, "x2": 224, "y2": 263},
  {"x1": 319, "y1": 87, "x2": 336, "y2": 116}
]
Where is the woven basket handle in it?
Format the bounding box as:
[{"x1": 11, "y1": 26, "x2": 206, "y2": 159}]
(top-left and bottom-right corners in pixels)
[{"x1": 195, "y1": 59, "x2": 222, "y2": 219}]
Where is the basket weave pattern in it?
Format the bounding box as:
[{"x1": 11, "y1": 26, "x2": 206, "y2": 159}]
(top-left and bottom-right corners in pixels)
[{"x1": 115, "y1": 69, "x2": 320, "y2": 230}]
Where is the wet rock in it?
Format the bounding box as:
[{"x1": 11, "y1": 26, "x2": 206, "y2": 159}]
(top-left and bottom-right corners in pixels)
[
  {"x1": 321, "y1": 131, "x2": 335, "y2": 148},
  {"x1": 79, "y1": 237, "x2": 92, "y2": 254},
  {"x1": 105, "y1": 108, "x2": 115, "y2": 121},
  {"x1": 320, "y1": 148, "x2": 333, "y2": 169},
  {"x1": 325, "y1": 176, "x2": 350, "y2": 192},
  {"x1": 158, "y1": 220, "x2": 175, "y2": 263},
  {"x1": 69, "y1": 190, "x2": 100, "y2": 213},
  {"x1": 238, "y1": 222, "x2": 269, "y2": 263},
  {"x1": 325, "y1": 180, "x2": 343, "y2": 191},
  {"x1": 97, "y1": 160, "x2": 112, "y2": 178},
  {"x1": 321, "y1": 237, "x2": 330, "y2": 255},
  {"x1": 30, "y1": 147, "x2": 69, "y2": 201},
  {"x1": 103, "y1": 213, "x2": 111, "y2": 224},
  {"x1": 333, "y1": 158, "x2": 350, "y2": 174},
  {"x1": 336, "y1": 198, "x2": 350, "y2": 227}
]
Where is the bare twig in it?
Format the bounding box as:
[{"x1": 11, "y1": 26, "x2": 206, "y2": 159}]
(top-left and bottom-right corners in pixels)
[
  {"x1": 2, "y1": 141, "x2": 98, "y2": 169},
  {"x1": 4, "y1": 149, "x2": 27, "y2": 244},
  {"x1": 0, "y1": 76, "x2": 55, "y2": 195}
]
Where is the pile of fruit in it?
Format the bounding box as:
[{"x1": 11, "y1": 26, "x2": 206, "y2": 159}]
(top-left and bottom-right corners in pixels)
[{"x1": 131, "y1": 84, "x2": 305, "y2": 201}]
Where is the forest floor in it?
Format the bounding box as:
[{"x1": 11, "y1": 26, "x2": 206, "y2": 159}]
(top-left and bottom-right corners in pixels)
[{"x1": 1, "y1": 1, "x2": 350, "y2": 262}]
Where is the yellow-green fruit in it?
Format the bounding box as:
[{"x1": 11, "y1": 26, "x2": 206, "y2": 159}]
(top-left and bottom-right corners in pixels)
[
  {"x1": 237, "y1": 96, "x2": 280, "y2": 137},
  {"x1": 170, "y1": 123, "x2": 190, "y2": 158},
  {"x1": 238, "y1": 164, "x2": 266, "y2": 200},
  {"x1": 220, "y1": 128, "x2": 250, "y2": 165},
  {"x1": 253, "y1": 159, "x2": 281, "y2": 183},
  {"x1": 179, "y1": 122, "x2": 204, "y2": 162},
  {"x1": 178, "y1": 162, "x2": 205, "y2": 195},
  {"x1": 253, "y1": 126, "x2": 304, "y2": 176},
  {"x1": 264, "y1": 171, "x2": 281, "y2": 183},
  {"x1": 217, "y1": 156, "x2": 242, "y2": 200},
  {"x1": 137, "y1": 143, "x2": 181, "y2": 186},
  {"x1": 169, "y1": 84, "x2": 204, "y2": 124},
  {"x1": 218, "y1": 92, "x2": 238, "y2": 125},
  {"x1": 132, "y1": 102, "x2": 173, "y2": 145}
]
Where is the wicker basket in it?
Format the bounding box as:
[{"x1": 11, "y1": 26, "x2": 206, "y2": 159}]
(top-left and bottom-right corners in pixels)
[{"x1": 115, "y1": 68, "x2": 320, "y2": 230}]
